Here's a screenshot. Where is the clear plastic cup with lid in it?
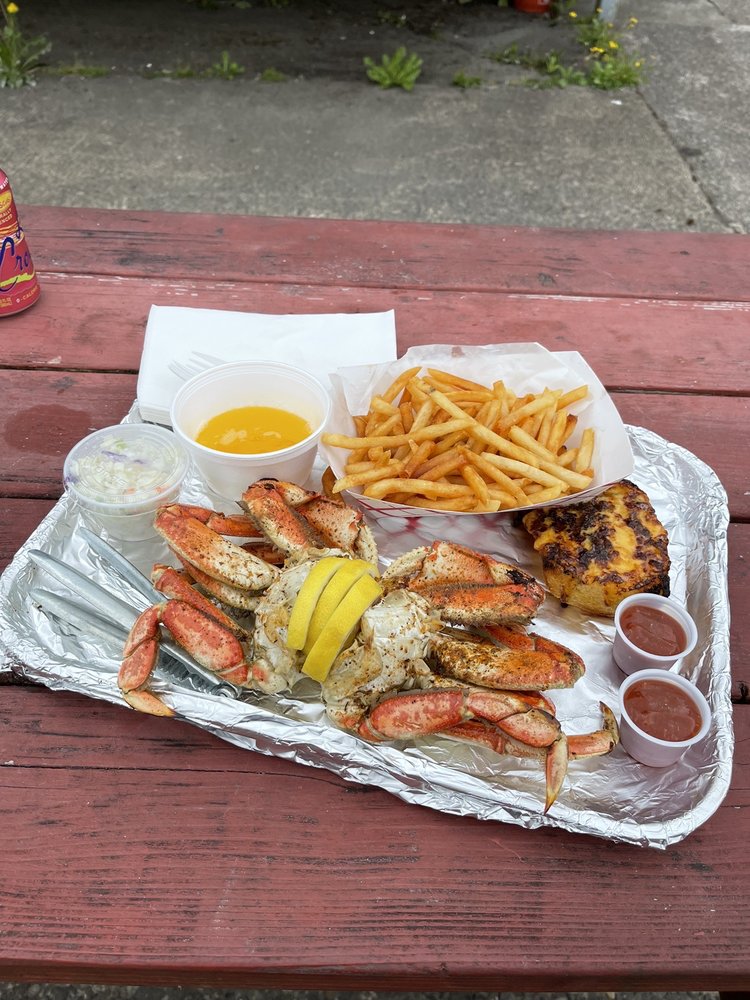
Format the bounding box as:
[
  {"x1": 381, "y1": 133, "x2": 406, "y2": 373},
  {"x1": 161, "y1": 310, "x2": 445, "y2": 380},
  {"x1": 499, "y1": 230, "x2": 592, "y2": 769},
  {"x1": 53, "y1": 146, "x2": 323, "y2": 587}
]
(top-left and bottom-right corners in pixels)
[{"x1": 63, "y1": 424, "x2": 189, "y2": 541}]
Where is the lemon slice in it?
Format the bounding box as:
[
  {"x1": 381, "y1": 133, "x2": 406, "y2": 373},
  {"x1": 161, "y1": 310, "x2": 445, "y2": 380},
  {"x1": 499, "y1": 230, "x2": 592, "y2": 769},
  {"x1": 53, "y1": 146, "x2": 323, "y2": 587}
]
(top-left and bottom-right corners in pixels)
[
  {"x1": 302, "y1": 574, "x2": 383, "y2": 682},
  {"x1": 286, "y1": 556, "x2": 345, "y2": 650},
  {"x1": 304, "y1": 558, "x2": 378, "y2": 653}
]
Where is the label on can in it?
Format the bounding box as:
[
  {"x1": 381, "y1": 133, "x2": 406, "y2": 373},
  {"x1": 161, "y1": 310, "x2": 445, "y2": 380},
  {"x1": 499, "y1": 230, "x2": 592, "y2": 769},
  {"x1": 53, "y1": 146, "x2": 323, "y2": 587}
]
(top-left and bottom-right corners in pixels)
[{"x1": 0, "y1": 168, "x2": 41, "y2": 317}]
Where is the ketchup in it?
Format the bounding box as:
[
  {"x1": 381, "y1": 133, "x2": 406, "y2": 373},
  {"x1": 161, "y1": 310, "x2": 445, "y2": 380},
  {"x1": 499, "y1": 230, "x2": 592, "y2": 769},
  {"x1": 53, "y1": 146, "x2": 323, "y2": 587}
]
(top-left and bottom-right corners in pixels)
[
  {"x1": 620, "y1": 603, "x2": 687, "y2": 657},
  {"x1": 624, "y1": 678, "x2": 703, "y2": 742}
]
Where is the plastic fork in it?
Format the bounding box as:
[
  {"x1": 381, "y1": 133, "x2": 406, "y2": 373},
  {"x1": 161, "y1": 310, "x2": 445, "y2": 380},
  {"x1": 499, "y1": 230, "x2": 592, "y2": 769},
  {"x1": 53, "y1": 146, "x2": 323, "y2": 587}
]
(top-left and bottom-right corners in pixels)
[{"x1": 168, "y1": 351, "x2": 226, "y2": 381}]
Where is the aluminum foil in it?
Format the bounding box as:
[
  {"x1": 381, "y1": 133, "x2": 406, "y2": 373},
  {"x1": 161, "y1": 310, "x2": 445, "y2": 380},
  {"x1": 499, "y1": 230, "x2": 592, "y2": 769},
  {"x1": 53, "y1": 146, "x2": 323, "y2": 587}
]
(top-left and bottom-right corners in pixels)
[{"x1": 0, "y1": 420, "x2": 733, "y2": 849}]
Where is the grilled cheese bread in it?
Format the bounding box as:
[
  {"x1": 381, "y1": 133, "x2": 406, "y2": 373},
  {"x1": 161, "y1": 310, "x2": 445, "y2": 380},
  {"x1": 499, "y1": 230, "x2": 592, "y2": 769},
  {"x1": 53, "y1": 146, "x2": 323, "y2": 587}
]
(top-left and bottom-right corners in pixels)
[{"x1": 522, "y1": 480, "x2": 670, "y2": 617}]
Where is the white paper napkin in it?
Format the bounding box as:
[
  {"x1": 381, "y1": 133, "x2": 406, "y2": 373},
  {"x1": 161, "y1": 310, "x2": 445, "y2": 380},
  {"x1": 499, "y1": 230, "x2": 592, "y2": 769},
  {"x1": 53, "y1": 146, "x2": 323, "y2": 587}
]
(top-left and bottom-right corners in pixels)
[{"x1": 137, "y1": 305, "x2": 398, "y2": 425}]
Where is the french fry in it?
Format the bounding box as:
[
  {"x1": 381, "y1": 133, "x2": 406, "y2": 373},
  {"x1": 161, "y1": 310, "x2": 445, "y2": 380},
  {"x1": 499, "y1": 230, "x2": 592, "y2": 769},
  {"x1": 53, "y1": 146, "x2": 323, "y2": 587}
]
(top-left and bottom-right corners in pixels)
[
  {"x1": 479, "y1": 452, "x2": 566, "y2": 491},
  {"x1": 556, "y1": 384, "x2": 589, "y2": 410},
  {"x1": 496, "y1": 390, "x2": 559, "y2": 431},
  {"x1": 323, "y1": 417, "x2": 474, "y2": 451},
  {"x1": 369, "y1": 395, "x2": 399, "y2": 417},
  {"x1": 399, "y1": 401, "x2": 414, "y2": 433},
  {"x1": 418, "y1": 453, "x2": 467, "y2": 482},
  {"x1": 461, "y1": 464, "x2": 490, "y2": 507},
  {"x1": 381, "y1": 366, "x2": 422, "y2": 404},
  {"x1": 459, "y1": 447, "x2": 528, "y2": 505},
  {"x1": 575, "y1": 427, "x2": 595, "y2": 473},
  {"x1": 537, "y1": 459, "x2": 593, "y2": 491},
  {"x1": 521, "y1": 483, "x2": 565, "y2": 505},
  {"x1": 363, "y1": 478, "x2": 474, "y2": 500},
  {"x1": 330, "y1": 460, "x2": 407, "y2": 494},
  {"x1": 508, "y1": 424, "x2": 558, "y2": 463},
  {"x1": 401, "y1": 439, "x2": 435, "y2": 478},
  {"x1": 426, "y1": 368, "x2": 490, "y2": 392},
  {"x1": 321, "y1": 366, "x2": 598, "y2": 513}
]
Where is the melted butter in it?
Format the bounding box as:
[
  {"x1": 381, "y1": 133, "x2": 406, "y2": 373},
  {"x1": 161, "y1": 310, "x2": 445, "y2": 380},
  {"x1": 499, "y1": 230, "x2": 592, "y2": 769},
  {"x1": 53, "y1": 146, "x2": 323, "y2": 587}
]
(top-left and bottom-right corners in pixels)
[{"x1": 196, "y1": 405, "x2": 312, "y2": 455}]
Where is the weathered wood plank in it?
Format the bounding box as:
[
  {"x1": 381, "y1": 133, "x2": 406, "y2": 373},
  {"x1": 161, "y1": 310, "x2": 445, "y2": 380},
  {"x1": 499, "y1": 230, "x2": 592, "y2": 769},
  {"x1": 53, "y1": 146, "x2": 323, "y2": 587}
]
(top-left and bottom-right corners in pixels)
[
  {"x1": 4, "y1": 272, "x2": 750, "y2": 395},
  {"x1": 20, "y1": 205, "x2": 750, "y2": 303},
  {"x1": 729, "y1": 523, "x2": 750, "y2": 700},
  {"x1": 0, "y1": 685, "x2": 747, "y2": 990},
  {"x1": 0, "y1": 498, "x2": 56, "y2": 573},
  {"x1": 0, "y1": 371, "x2": 136, "y2": 497}
]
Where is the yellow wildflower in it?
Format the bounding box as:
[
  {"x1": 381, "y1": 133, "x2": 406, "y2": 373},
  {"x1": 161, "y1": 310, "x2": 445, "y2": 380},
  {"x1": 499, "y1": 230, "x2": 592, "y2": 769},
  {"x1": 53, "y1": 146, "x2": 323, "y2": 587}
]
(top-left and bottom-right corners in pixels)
[
  {"x1": 629, "y1": 16, "x2": 639, "y2": 25},
  {"x1": 569, "y1": 10, "x2": 578, "y2": 17},
  {"x1": 609, "y1": 40, "x2": 619, "y2": 49},
  {"x1": 6, "y1": 2, "x2": 19, "y2": 12},
  {"x1": 634, "y1": 60, "x2": 643, "y2": 68},
  {"x1": 590, "y1": 46, "x2": 604, "y2": 54}
]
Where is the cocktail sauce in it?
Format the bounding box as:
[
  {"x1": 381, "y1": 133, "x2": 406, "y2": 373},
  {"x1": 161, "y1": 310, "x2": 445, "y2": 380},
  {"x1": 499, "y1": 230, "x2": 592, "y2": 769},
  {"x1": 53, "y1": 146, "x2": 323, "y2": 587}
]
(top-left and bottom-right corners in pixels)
[
  {"x1": 623, "y1": 677, "x2": 703, "y2": 742},
  {"x1": 619, "y1": 603, "x2": 687, "y2": 656}
]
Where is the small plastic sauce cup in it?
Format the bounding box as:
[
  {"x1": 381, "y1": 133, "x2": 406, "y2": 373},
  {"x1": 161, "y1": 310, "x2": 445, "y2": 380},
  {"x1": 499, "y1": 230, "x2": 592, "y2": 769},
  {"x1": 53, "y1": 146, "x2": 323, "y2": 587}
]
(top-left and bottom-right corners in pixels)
[
  {"x1": 618, "y1": 668, "x2": 711, "y2": 767},
  {"x1": 613, "y1": 593, "x2": 697, "y2": 676},
  {"x1": 64, "y1": 424, "x2": 189, "y2": 541},
  {"x1": 170, "y1": 360, "x2": 331, "y2": 502}
]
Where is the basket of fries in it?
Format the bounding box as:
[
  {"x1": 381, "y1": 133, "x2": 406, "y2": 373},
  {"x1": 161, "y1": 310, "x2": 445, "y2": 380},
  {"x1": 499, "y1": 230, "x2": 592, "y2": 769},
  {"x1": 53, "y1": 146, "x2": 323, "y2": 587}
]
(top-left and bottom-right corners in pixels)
[{"x1": 319, "y1": 343, "x2": 634, "y2": 525}]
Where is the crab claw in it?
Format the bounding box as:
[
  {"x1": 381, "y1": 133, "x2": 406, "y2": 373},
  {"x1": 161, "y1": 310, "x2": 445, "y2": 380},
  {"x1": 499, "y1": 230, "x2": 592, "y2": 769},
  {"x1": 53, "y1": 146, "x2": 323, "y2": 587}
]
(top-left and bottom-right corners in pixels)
[
  {"x1": 360, "y1": 686, "x2": 562, "y2": 746},
  {"x1": 119, "y1": 599, "x2": 254, "y2": 715},
  {"x1": 119, "y1": 606, "x2": 174, "y2": 717},
  {"x1": 240, "y1": 479, "x2": 378, "y2": 563},
  {"x1": 154, "y1": 505, "x2": 278, "y2": 593},
  {"x1": 382, "y1": 541, "x2": 545, "y2": 627},
  {"x1": 428, "y1": 627, "x2": 585, "y2": 691}
]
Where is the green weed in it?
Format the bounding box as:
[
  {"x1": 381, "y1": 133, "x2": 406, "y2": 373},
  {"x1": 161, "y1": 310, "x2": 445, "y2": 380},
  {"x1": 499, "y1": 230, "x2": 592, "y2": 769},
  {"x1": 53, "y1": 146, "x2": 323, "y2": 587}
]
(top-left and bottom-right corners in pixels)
[
  {"x1": 259, "y1": 66, "x2": 287, "y2": 82},
  {"x1": 47, "y1": 63, "x2": 109, "y2": 78},
  {"x1": 488, "y1": 8, "x2": 644, "y2": 91},
  {"x1": 452, "y1": 70, "x2": 482, "y2": 88},
  {"x1": 205, "y1": 50, "x2": 245, "y2": 79},
  {"x1": 364, "y1": 46, "x2": 422, "y2": 91},
  {"x1": 0, "y1": 0, "x2": 50, "y2": 87}
]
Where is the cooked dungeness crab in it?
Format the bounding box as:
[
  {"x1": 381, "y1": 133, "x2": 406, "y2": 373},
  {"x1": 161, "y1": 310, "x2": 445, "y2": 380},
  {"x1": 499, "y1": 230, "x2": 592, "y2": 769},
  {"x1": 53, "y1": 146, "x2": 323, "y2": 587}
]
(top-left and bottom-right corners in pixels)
[{"x1": 118, "y1": 477, "x2": 619, "y2": 812}]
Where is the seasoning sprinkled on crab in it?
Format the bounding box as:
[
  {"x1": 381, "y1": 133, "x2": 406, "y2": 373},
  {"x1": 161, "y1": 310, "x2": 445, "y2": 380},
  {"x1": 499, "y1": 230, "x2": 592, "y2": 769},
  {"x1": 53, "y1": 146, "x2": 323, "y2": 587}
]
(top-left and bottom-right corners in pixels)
[{"x1": 116, "y1": 477, "x2": 619, "y2": 812}]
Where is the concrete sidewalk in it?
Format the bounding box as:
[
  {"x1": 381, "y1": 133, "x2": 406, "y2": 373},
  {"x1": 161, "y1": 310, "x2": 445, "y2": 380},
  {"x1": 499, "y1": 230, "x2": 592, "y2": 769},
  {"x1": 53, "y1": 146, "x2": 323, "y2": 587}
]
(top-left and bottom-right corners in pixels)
[{"x1": 3, "y1": 0, "x2": 749, "y2": 233}]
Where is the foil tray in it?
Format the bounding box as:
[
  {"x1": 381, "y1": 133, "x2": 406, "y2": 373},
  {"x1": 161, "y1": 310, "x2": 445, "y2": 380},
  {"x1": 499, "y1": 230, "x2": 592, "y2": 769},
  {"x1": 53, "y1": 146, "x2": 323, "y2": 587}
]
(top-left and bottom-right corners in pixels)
[{"x1": 0, "y1": 422, "x2": 733, "y2": 849}]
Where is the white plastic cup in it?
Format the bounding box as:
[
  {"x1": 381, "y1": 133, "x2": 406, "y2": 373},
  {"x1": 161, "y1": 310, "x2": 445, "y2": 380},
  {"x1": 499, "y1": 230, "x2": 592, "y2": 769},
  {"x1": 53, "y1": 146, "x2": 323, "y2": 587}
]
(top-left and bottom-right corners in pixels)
[
  {"x1": 170, "y1": 360, "x2": 331, "y2": 502},
  {"x1": 618, "y1": 668, "x2": 711, "y2": 767},
  {"x1": 613, "y1": 593, "x2": 698, "y2": 676}
]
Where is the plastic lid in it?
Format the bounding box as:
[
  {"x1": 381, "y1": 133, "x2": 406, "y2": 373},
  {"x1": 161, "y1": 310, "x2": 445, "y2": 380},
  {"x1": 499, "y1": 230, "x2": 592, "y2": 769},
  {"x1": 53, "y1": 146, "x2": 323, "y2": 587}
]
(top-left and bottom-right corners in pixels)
[{"x1": 63, "y1": 423, "x2": 189, "y2": 515}]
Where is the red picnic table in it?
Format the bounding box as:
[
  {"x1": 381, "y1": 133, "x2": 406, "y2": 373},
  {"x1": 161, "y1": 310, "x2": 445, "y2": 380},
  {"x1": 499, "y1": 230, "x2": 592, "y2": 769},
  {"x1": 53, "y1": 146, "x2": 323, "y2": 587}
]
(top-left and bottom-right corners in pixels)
[{"x1": 0, "y1": 206, "x2": 748, "y2": 992}]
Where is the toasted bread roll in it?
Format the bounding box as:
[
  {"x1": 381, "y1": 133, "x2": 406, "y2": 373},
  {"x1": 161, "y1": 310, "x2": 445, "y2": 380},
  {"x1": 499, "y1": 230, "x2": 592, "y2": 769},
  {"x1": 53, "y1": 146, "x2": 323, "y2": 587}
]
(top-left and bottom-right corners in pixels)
[{"x1": 522, "y1": 480, "x2": 670, "y2": 617}]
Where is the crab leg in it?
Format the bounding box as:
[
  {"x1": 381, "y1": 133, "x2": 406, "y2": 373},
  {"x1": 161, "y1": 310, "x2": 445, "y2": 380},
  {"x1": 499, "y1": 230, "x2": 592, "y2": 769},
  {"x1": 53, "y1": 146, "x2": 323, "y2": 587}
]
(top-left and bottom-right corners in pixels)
[
  {"x1": 173, "y1": 557, "x2": 261, "y2": 612},
  {"x1": 358, "y1": 685, "x2": 566, "y2": 810},
  {"x1": 568, "y1": 703, "x2": 620, "y2": 759},
  {"x1": 163, "y1": 504, "x2": 261, "y2": 537},
  {"x1": 240, "y1": 479, "x2": 328, "y2": 555},
  {"x1": 151, "y1": 564, "x2": 250, "y2": 634},
  {"x1": 155, "y1": 505, "x2": 278, "y2": 592},
  {"x1": 428, "y1": 627, "x2": 585, "y2": 691},
  {"x1": 382, "y1": 541, "x2": 545, "y2": 627},
  {"x1": 119, "y1": 598, "x2": 253, "y2": 715},
  {"x1": 240, "y1": 479, "x2": 379, "y2": 562},
  {"x1": 360, "y1": 687, "x2": 561, "y2": 744},
  {"x1": 445, "y1": 702, "x2": 619, "y2": 811}
]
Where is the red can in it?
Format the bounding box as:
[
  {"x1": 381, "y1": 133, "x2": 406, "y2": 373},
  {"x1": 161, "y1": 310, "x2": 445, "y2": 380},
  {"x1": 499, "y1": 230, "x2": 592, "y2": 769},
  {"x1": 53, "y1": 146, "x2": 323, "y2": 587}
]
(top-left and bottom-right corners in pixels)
[{"x1": 0, "y1": 167, "x2": 41, "y2": 317}]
